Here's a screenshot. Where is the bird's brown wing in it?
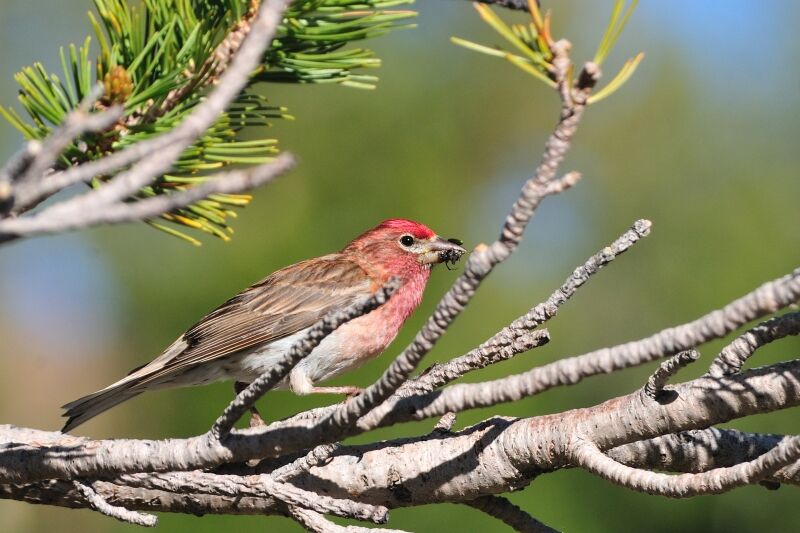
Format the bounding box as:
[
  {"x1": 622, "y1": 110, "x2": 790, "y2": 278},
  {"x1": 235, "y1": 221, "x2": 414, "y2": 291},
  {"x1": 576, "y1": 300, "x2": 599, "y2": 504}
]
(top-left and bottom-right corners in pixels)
[{"x1": 137, "y1": 254, "x2": 374, "y2": 385}]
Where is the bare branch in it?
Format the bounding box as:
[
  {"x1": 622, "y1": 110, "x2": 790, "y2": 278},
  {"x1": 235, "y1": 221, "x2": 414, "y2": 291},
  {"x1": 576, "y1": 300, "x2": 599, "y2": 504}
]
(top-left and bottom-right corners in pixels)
[
  {"x1": 411, "y1": 329, "x2": 551, "y2": 395},
  {"x1": 709, "y1": 312, "x2": 800, "y2": 377},
  {"x1": 6, "y1": 355, "x2": 798, "y2": 496},
  {"x1": 607, "y1": 429, "x2": 800, "y2": 486},
  {"x1": 1, "y1": 478, "x2": 288, "y2": 516},
  {"x1": 410, "y1": 218, "x2": 651, "y2": 393},
  {"x1": 271, "y1": 443, "x2": 341, "y2": 483},
  {"x1": 321, "y1": 49, "x2": 599, "y2": 435},
  {"x1": 1, "y1": 357, "x2": 799, "y2": 521},
  {"x1": 118, "y1": 471, "x2": 388, "y2": 523},
  {"x1": 72, "y1": 479, "x2": 158, "y2": 527},
  {"x1": 3, "y1": 269, "x2": 794, "y2": 490},
  {"x1": 0, "y1": 154, "x2": 295, "y2": 240},
  {"x1": 4, "y1": 272, "x2": 795, "y2": 489},
  {"x1": 643, "y1": 349, "x2": 699, "y2": 401},
  {"x1": 360, "y1": 267, "x2": 800, "y2": 426},
  {"x1": 572, "y1": 436, "x2": 800, "y2": 498},
  {"x1": 288, "y1": 507, "x2": 407, "y2": 533},
  {"x1": 10, "y1": 86, "x2": 123, "y2": 204},
  {"x1": 466, "y1": 495, "x2": 558, "y2": 533},
  {"x1": 0, "y1": 85, "x2": 123, "y2": 215}
]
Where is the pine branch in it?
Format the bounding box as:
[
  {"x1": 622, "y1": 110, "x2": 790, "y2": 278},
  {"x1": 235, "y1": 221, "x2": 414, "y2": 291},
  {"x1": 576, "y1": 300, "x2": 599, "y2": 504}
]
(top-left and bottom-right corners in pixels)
[{"x1": 0, "y1": 0, "x2": 416, "y2": 243}]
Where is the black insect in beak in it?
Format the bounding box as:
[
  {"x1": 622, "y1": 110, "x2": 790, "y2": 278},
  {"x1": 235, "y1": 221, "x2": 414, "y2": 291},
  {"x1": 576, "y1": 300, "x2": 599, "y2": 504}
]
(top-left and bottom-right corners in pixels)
[
  {"x1": 441, "y1": 238, "x2": 466, "y2": 270},
  {"x1": 419, "y1": 236, "x2": 466, "y2": 267}
]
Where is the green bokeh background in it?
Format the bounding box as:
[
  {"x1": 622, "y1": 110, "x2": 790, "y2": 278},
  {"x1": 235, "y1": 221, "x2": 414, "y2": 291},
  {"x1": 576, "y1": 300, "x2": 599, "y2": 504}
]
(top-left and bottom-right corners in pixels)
[{"x1": 1, "y1": 1, "x2": 799, "y2": 531}]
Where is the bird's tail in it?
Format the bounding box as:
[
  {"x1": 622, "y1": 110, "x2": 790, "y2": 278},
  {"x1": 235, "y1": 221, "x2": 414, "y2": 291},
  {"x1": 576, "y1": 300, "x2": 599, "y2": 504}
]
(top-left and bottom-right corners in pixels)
[
  {"x1": 61, "y1": 380, "x2": 142, "y2": 433},
  {"x1": 61, "y1": 338, "x2": 188, "y2": 432}
]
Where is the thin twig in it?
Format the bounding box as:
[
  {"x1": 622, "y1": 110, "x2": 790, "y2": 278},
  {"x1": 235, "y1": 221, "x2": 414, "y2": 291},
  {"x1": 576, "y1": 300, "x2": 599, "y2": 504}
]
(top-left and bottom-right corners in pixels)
[
  {"x1": 607, "y1": 428, "x2": 799, "y2": 486},
  {"x1": 573, "y1": 436, "x2": 800, "y2": 498},
  {"x1": 411, "y1": 218, "x2": 651, "y2": 393},
  {"x1": 466, "y1": 495, "x2": 558, "y2": 533},
  {"x1": 358, "y1": 267, "x2": 800, "y2": 426},
  {"x1": 0, "y1": 154, "x2": 295, "y2": 240},
  {"x1": 708, "y1": 312, "x2": 800, "y2": 377},
  {"x1": 73, "y1": 479, "x2": 158, "y2": 527},
  {"x1": 288, "y1": 506, "x2": 407, "y2": 533},
  {"x1": 271, "y1": 443, "x2": 341, "y2": 483},
  {"x1": 322, "y1": 55, "x2": 600, "y2": 433},
  {"x1": 643, "y1": 349, "x2": 699, "y2": 401}
]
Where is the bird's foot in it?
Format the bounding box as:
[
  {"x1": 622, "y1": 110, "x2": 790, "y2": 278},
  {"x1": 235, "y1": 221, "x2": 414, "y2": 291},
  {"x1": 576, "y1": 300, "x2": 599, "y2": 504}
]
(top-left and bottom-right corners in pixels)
[
  {"x1": 234, "y1": 381, "x2": 267, "y2": 427},
  {"x1": 248, "y1": 408, "x2": 266, "y2": 428}
]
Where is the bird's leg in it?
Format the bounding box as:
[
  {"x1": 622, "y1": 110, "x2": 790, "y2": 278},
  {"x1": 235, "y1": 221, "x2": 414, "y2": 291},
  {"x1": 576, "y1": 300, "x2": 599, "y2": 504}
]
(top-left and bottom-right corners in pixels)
[
  {"x1": 307, "y1": 385, "x2": 364, "y2": 399},
  {"x1": 233, "y1": 381, "x2": 266, "y2": 427},
  {"x1": 290, "y1": 368, "x2": 363, "y2": 399}
]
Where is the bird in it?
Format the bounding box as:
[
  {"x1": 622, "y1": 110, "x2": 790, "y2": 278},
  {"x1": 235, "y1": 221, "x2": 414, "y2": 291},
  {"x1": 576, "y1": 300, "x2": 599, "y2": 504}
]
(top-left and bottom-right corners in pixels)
[{"x1": 61, "y1": 218, "x2": 466, "y2": 432}]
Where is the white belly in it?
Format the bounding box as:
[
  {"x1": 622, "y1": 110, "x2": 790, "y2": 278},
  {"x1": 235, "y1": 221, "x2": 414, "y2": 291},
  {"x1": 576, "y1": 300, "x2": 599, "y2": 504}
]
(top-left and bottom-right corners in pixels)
[{"x1": 234, "y1": 327, "x2": 361, "y2": 388}]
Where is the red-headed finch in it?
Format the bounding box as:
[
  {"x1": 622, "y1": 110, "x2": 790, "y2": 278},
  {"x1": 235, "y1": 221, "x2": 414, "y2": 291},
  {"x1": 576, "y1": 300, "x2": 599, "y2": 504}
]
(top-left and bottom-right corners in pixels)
[{"x1": 62, "y1": 219, "x2": 466, "y2": 432}]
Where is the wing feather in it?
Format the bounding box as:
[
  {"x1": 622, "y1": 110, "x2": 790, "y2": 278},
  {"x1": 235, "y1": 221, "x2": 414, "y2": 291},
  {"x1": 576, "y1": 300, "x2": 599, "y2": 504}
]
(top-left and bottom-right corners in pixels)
[{"x1": 139, "y1": 254, "x2": 373, "y2": 384}]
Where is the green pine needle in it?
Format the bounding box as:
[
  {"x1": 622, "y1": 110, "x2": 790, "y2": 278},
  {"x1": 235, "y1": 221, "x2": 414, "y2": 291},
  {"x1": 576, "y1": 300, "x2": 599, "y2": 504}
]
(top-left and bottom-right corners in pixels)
[
  {"x1": 454, "y1": 1, "x2": 641, "y2": 103},
  {"x1": 594, "y1": 0, "x2": 639, "y2": 66},
  {"x1": 2, "y1": 0, "x2": 416, "y2": 244}
]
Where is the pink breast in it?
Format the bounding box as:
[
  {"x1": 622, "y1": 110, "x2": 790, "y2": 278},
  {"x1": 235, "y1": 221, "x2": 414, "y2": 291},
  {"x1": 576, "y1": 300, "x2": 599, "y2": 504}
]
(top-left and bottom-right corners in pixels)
[{"x1": 334, "y1": 267, "x2": 430, "y2": 363}]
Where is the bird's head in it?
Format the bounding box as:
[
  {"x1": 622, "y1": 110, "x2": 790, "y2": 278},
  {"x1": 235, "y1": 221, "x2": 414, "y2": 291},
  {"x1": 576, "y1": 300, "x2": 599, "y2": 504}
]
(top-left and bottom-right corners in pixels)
[{"x1": 345, "y1": 219, "x2": 466, "y2": 275}]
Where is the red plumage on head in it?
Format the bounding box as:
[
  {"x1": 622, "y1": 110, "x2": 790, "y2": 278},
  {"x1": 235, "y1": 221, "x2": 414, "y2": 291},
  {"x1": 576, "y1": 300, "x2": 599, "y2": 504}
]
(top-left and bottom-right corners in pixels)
[
  {"x1": 343, "y1": 219, "x2": 436, "y2": 325},
  {"x1": 374, "y1": 218, "x2": 435, "y2": 240},
  {"x1": 343, "y1": 218, "x2": 437, "y2": 283},
  {"x1": 345, "y1": 219, "x2": 436, "y2": 249}
]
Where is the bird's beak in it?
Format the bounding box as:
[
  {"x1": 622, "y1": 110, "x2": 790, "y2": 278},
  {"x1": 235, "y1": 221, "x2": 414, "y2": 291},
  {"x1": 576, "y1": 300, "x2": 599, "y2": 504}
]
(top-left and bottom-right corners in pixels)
[{"x1": 418, "y1": 236, "x2": 467, "y2": 266}]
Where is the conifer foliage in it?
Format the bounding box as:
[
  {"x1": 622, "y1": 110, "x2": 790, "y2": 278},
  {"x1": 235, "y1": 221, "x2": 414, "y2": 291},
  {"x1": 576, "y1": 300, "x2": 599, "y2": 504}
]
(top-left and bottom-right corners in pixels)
[{"x1": 1, "y1": 0, "x2": 415, "y2": 243}]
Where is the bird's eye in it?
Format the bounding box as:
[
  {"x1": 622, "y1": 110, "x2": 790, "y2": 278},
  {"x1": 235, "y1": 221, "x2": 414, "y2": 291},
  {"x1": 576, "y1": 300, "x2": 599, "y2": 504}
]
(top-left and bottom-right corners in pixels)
[{"x1": 399, "y1": 235, "x2": 414, "y2": 247}]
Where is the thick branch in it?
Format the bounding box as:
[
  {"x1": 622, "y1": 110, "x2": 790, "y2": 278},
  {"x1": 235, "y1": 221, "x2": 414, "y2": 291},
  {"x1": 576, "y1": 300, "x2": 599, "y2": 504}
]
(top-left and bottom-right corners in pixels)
[
  {"x1": 293, "y1": 362, "x2": 800, "y2": 506},
  {"x1": 117, "y1": 471, "x2": 388, "y2": 523},
  {"x1": 1, "y1": 478, "x2": 289, "y2": 516},
  {"x1": 4, "y1": 358, "x2": 797, "y2": 501}
]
